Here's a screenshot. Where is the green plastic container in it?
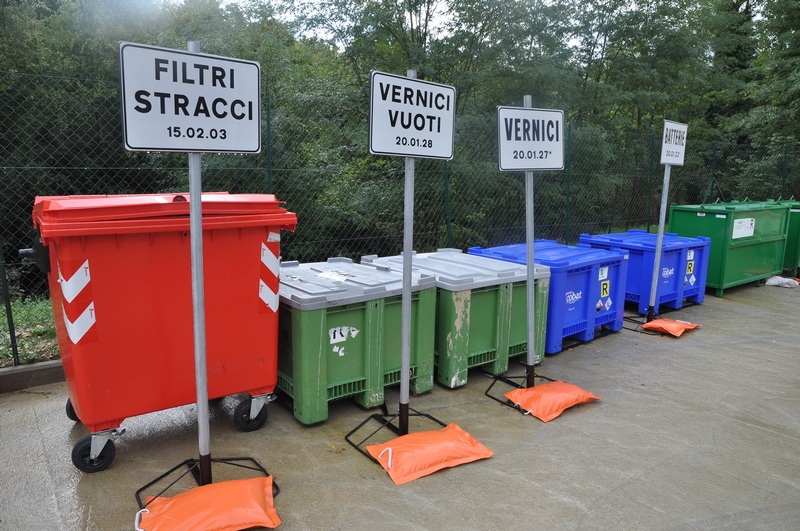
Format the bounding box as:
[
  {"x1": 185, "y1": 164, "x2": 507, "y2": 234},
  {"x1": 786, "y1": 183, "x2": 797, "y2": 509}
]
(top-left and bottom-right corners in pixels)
[
  {"x1": 277, "y1": 258, "x2": 436, "y2": 425},
  {"x1": 361, "y1": 249, "x2": 550, "y2": 389},
  {"x1": 776, "y1": 198, "x2": 800, "y2": 277},
  {"x1": 668, "y1": 200, "x2": 790, "y2": 297}
]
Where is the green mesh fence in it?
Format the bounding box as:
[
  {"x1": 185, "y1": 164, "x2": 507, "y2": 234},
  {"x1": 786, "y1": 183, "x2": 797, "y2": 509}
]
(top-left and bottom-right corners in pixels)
[{"x1": 2, "y1": 70, "x2": 798, "y2": 366}]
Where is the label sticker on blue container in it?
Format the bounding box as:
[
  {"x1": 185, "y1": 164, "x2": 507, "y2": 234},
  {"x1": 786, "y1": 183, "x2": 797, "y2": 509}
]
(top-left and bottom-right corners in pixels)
[{"x1": 601, "y1": 281, "x2": 610, "y2": 298}]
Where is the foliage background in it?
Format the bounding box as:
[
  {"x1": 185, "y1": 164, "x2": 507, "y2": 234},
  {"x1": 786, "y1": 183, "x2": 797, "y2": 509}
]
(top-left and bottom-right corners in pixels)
[{"x1": 1, "y1": 0, "x2": 799, "y2": 365}]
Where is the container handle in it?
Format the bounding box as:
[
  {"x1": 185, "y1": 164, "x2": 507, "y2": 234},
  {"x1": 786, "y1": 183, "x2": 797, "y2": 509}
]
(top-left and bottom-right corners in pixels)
[
  {"x1": 134, "y1": 508, "x2": 149, "y2": 531},
  {"x1": 18, "y1": 233, "x2": 50, "y2": 274}
]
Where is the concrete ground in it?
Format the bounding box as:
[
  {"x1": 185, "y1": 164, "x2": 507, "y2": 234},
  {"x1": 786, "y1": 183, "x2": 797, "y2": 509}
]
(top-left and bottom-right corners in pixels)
[{"x1": 1, "y1": 282, "x2": 799, "y2": 531}]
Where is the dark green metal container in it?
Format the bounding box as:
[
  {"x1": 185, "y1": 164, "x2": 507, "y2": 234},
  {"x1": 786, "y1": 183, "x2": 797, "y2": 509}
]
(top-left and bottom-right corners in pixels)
[
  {"x1": 668, "y1": 200, "x2": 790, "y2": 297},
  {"x1": 775, "y1": 198, "x2": 800, "y2": 277}
]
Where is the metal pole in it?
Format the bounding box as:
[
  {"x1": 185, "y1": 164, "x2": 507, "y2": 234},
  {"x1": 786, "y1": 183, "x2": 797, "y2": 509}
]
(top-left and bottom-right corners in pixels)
[
  {"x1": 702, "y1": 141, "x2": 716, "y2": 204},
  {"x1": 782, "y1": 144, "x2": 788, "y2": 199},
  {"x1": 646, "y1": 164, "x2": 671, "y2": 322},
  {"x1": 266, "y1": 87, "x2": 273, "y2": 195},
  {"x1": 523, "y1": 95, "x2": 537, "y2": 388},
  {"x1": 399, "y1": 69, "x2": 416, "y2": 435},
  {"x1": 648, "y1": 132, "x2": 655, "y2": 232},
  {"x1": 187, "y1": 40, "x2": 212, "y2": 486},
  {"x1": 0, "y1": 244, "x2": 20, "y2": 366},
  {"x1": 565, "y1": 123, "x2": 571, "y2": 245},
  {"x1": 444, "y1": 160, "x2": 453, "y2": 247}
]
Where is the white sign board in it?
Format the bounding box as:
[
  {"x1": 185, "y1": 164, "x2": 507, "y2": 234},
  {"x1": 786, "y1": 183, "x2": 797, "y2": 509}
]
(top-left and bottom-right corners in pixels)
[
  {"x1": 660, "y1": 120, "x2": 688, "y2": 166},
  {"x1": 119, "y1": 42, "x2": 261, "y2": 153},
  {"x1": 497, "y1": 107, "x2": 564, "y2": 171},
  {"x1": 369, "y1": 71, "x2": 455, "y2": 160}
]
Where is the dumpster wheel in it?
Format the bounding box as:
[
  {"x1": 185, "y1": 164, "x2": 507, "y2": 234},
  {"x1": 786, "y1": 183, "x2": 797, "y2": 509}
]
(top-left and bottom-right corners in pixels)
[
  {"x1": 72, "y1": 434, "x2": 116, "y2": 473},
  {"x1": 234, "y1": 398, "x2": 268, "y2": 432},
  {"x1": 65, "y1": 398, "x2": 80, "y2": 423}
]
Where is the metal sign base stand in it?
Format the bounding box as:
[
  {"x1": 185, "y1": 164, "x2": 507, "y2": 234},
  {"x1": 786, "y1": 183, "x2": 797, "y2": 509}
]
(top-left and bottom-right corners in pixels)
[
  {"x1": 344, "y1": 403, "x2": 447, "y2": 461},
  {"x1": 484, "y1": 371, "x2": 556, "y2": 410},
  {"x1": 135, "y1": 457, "x2": 279, "y2": 510},
  {"x1": 626, "y1": 303, "x2": 699, "y2": 333}
]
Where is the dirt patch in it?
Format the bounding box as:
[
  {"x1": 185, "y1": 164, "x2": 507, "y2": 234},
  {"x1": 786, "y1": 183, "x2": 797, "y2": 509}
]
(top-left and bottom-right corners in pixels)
[{"x1": 1, "y1": 327, "x2": 59, "y2": 369}]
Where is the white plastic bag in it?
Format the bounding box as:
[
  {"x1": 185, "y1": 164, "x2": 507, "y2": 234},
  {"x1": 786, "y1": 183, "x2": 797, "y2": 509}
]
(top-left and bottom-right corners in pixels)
[{"x1": 765, "y1": 276, "x2": 799, "y2": 288}]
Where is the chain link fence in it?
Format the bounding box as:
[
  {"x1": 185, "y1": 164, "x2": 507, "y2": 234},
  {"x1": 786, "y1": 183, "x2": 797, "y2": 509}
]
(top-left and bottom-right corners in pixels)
[{"x1": 2, "y1": 70, "x2": 799, "y2": 367}]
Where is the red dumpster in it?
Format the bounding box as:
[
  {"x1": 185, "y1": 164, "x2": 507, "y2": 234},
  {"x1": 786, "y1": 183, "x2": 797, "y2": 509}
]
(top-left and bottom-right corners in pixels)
[{"x1": 31, "y1": 193, "x2": 297, "y2": 472}]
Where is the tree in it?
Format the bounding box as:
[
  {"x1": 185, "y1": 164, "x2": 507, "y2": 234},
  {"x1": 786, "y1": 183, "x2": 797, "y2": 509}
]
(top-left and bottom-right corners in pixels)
[
  {"x1": 288, "y1": 0, "x2": 443, "y2": 86},
  {"x1": 431, "y1": 0, "x2": 574, "y2": 114},
  {"x1": 733, "y1": 0, "x2": 800, "y2": 145},
  {"x1": 700, "y1": 0, "x2": 760, "y2": 141},
  {"x1": 571, "y1": 0, "x2": 709, "y2": 133}
]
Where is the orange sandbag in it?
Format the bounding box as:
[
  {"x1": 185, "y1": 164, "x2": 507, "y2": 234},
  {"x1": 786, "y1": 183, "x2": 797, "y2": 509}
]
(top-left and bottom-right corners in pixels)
[
  {"x1": 135, "y1": 476, "x2": 280, "y2": 531},
  {"x1": 504, "y1": 381, "x2": 601, "y2": 422},
  {"x1": 641, "y1": 318, "x2": 701, "y2": 337},
  {"x1": 365, "y1": 423, "x2": 493, "y2": 485}
]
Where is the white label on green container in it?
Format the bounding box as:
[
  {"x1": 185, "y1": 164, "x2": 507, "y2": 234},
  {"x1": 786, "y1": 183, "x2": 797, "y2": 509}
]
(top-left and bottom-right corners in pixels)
[
  {"x1": 697, "y1": 213, "x2": 706, "y2": 217},
  {"x1": 716, "y1": 214, "x2": 726, "y2": 218},
  {"x1": 732, "y1": 218, "x2": 755, "y2": 239},
  {"x1": 330, "y1": 326, "x2": 360, "y2": 357},
  {"x1": 330, "y1": 326, "x2": 360, "y2": 344}
]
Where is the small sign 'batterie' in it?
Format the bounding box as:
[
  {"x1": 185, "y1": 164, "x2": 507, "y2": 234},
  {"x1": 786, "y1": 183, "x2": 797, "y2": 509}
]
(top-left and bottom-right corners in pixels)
[
  {"x1": 119, "y1": 42, "x2": 261, "y2": 153},
  {"x1": 660, "y1": 120, "x2": 688, "y2": 166}
]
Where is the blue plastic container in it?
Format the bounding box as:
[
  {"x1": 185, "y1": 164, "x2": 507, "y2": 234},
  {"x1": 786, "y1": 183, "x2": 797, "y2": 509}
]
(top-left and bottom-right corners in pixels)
[
  {"x1": 578, "y1": 230, "x2": 711, "y2": 315},
  {"x1": 468, "y1": 241, "x2": 629, "y2": 355}
]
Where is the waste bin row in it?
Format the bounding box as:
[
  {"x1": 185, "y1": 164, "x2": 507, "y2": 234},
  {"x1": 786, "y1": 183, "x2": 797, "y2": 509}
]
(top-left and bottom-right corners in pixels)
[
  {"x1": 278, "y1": 231, "x2": 714, "y2": 425},
  {"x1": 277, "y1": 251, "x2": 550, "y2": 425},
  {"x1": 32, "y1": 193, "x2": 798, "y2": 472}
]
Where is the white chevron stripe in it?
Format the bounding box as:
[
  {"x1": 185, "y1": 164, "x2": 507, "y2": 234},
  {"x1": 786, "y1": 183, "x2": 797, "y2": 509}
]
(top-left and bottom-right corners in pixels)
[
  {"x1": 62, "y1": 302, "x2": 96, "y2": 344},
  {"x1": 268, "y1": 231, "x2": 280, "y2": 242},
  {"x1": 58, "y1": 259, "x2": 91, "y2": 303},
  {"x1": 261, "y1": 243, "x2": 280, "y2": 277},
  {"x1": 259, "y1": 280, "x2": 279, "y2": 312}
]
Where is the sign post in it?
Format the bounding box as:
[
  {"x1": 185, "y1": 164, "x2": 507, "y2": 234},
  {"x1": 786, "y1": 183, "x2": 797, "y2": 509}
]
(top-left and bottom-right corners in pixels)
[
  {"x1": 369, "y1": 70, "x2": 455, "y2": 434},
  {"x1": 647, "y1": 120, "x2": 688, "y2": 322},
  {"x1": 119, "y1": 41, "x2": 261, "y2": 484},
  {"x1": 497, "y1": 101, "x2": 564, "y2": 387}
]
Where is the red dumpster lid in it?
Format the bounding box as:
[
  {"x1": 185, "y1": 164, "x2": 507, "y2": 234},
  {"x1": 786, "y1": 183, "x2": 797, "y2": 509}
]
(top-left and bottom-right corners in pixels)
[
  {"x1": 33, "y1": 193, "x2": 297, "y2": 240},
  {"x1": 34, "y1": 193, "x2": 288, "y2": 222}
]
